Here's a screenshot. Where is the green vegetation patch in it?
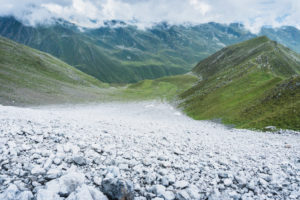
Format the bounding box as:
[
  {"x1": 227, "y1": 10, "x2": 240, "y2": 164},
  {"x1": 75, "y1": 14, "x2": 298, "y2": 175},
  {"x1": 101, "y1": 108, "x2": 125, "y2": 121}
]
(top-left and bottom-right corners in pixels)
[
  {"x1": 118, "y1": 74, "x2": 198, "y2": 101},
  {"x1": 180, "y1": 36, "x2": 300, "y2": 131}
]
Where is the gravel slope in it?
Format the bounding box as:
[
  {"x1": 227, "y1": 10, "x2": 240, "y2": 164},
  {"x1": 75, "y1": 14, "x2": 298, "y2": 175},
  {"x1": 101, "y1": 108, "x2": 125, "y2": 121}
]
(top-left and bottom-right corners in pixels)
[{"x1": 0, "y1": 102, "x2": 299, "y2": 200}]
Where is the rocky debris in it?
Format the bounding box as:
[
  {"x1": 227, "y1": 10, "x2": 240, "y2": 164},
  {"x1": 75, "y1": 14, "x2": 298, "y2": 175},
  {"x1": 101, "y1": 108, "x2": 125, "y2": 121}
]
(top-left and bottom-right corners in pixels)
[
  {"x1": 93, "y1": 177, "x2": 102, "y2": 186},
  {"x1": 0, "y1": 103, "x2": 299, "y2": 199},
  {"x1": 91, "y1": 144, "x2": 103, "y2": 154},
  {"x1": 186, "y1": 185, "x2": 201, "y2": 199},
  {"x1": 106, "y1": 166, "x2": 121, "y2": 178},
  {"x1": 151, "y1": 185, "x2": 175, "y2": 200},
  {"x1": 175, "y1": 190, "x2": 190, "y2": 200},
  {"x1": 174, "y1": 181, "x2": 189, "y2": 189},
  {"x1": 31, "y1": 166, "x2": 46, "y2": 176},
  {"x1": 0, "y1": 184, "x2": 33, "y2": 200},
  {"x1": 265, "y1": 126, "x2": 277, "y2": 131}
]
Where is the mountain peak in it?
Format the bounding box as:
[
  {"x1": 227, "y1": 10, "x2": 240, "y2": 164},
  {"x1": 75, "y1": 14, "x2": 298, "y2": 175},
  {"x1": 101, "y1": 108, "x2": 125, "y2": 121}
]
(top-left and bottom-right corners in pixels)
[{"x1": 193, "y1": 36, "x2": 300, "y2": 79}]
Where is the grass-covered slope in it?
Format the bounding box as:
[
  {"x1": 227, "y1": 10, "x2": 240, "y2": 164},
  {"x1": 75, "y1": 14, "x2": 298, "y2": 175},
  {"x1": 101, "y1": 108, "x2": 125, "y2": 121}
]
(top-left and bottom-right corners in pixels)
[
  {"x1": 118, "y1": 74, "x2": 198, "y2": 101},
  {"x1": 239, "y1": 75, "x2": 300, "y2": 130},
  {"x1": 0, "y1": 36, "x2": 109, "y2": 105},
  {"x1": 179, "y1": 36, "x2": 300, "y2": 130}
]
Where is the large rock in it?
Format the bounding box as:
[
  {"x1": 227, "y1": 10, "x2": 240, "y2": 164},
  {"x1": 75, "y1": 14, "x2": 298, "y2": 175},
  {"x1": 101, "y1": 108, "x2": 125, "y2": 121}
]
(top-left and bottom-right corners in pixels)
[
  {"x1": 58, "y1": 172, "x2": 85, "y2": 197},
  {"x1": 36, "y1": 172, "x2": 85, "y2": 200},
  {"x1": 73, "y1": 156, "x2": 87, "y2": 166},
  {"x1": 151, "y1": 185, "x2": 166, "y2": 196},
  {"x1": 45, "y1": 168, "x2": 62, "y2": 180},
  {"x1": 101, "y1": 178, "x2": 134, "y2": 200},
  {"x1": 161, "y1": 191, "x2": 175, "y2": 200},
  {"x1": 31, "y1": 166, "x2": 46, "y2": 176}
]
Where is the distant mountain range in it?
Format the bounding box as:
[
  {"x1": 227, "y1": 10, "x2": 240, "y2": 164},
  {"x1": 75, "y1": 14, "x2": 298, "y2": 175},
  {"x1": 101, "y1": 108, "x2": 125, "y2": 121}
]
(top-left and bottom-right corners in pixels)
[
  {"x1": 179, "y1": 36, "x2": 300, "y2": 130},
  {"x1": 260, "y1": 26, "x2": 300, "y2": 53},
  {"x1": 2, "y1": 16, "x2": 299, "y2": 83}
]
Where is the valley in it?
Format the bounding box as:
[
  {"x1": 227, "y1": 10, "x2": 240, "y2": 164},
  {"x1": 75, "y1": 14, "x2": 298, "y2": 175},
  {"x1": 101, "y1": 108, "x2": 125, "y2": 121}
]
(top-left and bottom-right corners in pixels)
[
  {"x1": 0, "y1": 35, "x2": 198, "y2": 106},
  {"x1": 0, "y1": 6, "x2": 300, "y2": 199},
  {"x1": 0, "y1": 34, "x2": 299, "y2": 131}
]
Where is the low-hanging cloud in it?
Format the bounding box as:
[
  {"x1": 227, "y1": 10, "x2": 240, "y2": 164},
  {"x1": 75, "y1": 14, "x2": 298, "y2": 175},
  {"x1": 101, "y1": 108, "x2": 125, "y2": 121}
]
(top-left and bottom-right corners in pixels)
[{"x1": 0, "y1": 0, "x2": 299, "y2": 32}]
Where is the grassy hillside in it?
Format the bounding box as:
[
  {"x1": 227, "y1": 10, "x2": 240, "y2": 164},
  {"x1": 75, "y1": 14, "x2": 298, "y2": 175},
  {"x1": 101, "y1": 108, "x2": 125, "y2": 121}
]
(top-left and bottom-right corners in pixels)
[
  {"x1": 179, "y1": 36, "x2": 300, "y2": 131},
  {"x1": 118, "y1": 74, "x2": 198, "y2": 101},
  {"x1": 240, "y1": 75, "x2": 300, "y2": 130},
  {"x1": 0, "y1": 36, "x2": 110, "y2": 105}
]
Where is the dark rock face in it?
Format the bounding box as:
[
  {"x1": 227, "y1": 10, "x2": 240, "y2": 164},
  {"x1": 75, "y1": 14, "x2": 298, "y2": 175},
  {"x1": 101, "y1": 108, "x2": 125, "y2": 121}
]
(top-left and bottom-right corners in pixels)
[{"x1": 101, "y1": 178, "x2": 134, "y2": 200}]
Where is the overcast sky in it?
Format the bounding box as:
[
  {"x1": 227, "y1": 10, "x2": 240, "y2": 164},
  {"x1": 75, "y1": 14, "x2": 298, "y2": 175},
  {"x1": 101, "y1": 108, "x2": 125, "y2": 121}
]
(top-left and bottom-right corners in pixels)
[{"x1": 0, "y1": 0, "x2": 299, "y2": 32}]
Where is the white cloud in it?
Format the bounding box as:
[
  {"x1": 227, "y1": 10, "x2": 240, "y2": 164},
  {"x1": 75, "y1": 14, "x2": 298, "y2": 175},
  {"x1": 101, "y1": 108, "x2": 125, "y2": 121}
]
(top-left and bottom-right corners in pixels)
[
  {"x1": 0, "y1": 0, "x2": 299, "y2": 32},
  {"x1": 189, "y1": 0, "x2": 211, "y2": 15}
]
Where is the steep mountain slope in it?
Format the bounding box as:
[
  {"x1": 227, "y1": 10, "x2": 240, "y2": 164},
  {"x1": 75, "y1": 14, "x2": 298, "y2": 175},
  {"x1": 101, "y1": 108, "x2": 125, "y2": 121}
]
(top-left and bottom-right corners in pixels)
[
  {"x1": 0, "y1": 17, "x2": 256, "y2": 83},
  {"x1": 0, "y1": 36, "x2": 109, "y2": 105},
  {"x1": 179, "y1": 36, "x2": 300, "y2": 130}
]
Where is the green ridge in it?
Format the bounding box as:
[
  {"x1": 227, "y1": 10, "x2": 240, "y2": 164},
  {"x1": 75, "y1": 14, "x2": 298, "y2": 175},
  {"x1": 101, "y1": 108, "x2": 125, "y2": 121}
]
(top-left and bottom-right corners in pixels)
[{"x1": 180, "y1": 36, "x2": 300, "y2": 131}]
